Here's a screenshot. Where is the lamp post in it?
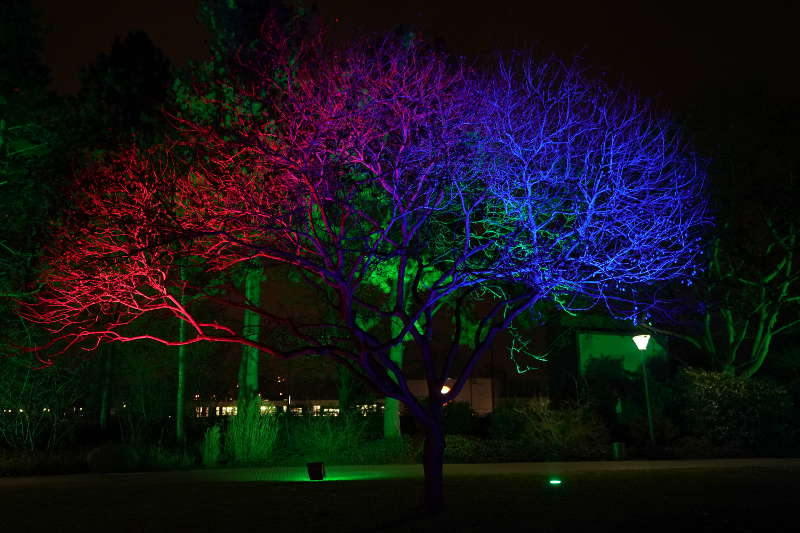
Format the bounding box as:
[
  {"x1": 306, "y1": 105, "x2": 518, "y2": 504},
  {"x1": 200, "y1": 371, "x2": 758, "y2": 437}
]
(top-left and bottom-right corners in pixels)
[{"x1": 632, "y1": 334, "x2": 656, "y2": 447}]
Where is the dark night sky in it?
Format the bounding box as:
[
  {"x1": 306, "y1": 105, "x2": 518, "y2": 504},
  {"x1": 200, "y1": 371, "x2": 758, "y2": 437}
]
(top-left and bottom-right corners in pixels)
[{"x1": 32, "y1": 0, "x2": 799, "y2": 109}]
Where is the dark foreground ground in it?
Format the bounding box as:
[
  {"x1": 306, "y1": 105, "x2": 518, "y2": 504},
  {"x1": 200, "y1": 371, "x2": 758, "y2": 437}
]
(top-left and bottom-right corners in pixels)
[{"x1": 1, "y1": 459, "x2": 799, "y2": 532}]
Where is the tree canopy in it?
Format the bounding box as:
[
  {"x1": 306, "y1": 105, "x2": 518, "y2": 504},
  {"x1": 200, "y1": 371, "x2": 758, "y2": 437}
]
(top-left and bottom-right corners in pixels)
[{"x1": 20, "y1": 15, "x2": 709, "y2": 512}]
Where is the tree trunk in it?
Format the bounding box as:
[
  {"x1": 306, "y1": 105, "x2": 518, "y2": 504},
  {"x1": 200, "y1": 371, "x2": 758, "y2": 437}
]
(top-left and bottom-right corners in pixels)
[
  {"x1": 176, "y1": 266, "x2": 188, "y2": 443},
  {"x1": 336, "y1": 363, "x2": 353, "y2": 416},
  {"x1": 99, "y1": 346, "x2": 113, "y2": 431},
  {"x1": 384, "y1": 315, "x2": 404, "y2": 438},
  {"x1": 238, "y1": 266, "x2": 262, "y2": 418},
  {"x1": 422, "y1": 417, "x2": 445, "y2": 514},
  {"x1": 176, "y1": 322, "x2": 187, "y2": 443}
]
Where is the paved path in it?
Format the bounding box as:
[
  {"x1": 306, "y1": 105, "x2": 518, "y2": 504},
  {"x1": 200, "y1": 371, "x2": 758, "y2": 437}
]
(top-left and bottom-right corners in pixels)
[{"x1": 2, "y1": 457, "x2": 798, "y2": 488}]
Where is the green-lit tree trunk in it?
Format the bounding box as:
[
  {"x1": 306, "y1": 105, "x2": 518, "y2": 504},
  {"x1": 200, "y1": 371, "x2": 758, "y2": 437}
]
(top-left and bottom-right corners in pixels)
[
  {"x1": 176, "y1": 266, "x2": 188, "y2": 443},
  {"x1": 98, "y1": 345, "x2": 113, "y2": 431},
  {"x1": 644, "y1": 229, "x2": 798, "y2": 378},
  {"x1": 384, "y1": 315, "x2": 404, "y2": 439},
  {"x1": 238, "y1": 266, "x2": 263, "y2": 418},
  {"x1": 336, "y1": 363, "x2": 354, "y2": 416}
]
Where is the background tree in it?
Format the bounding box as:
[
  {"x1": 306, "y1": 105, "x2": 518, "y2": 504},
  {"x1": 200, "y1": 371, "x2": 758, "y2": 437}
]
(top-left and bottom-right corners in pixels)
[
  {"x1": 0, "y1": 2, "x2": 85, "y2": 450},
  {"x1": 172, "y1": 0, "x2": 318, "y2": 422},
  {"x1": 0, "y1": 0, "x2": 65, "y2": 304},
  {"x1": 645, "y1": 82, "x2": 799, "y2": 377},
  {"x1": 76, "y1": 30, "x2": 172, "y2": 150}
]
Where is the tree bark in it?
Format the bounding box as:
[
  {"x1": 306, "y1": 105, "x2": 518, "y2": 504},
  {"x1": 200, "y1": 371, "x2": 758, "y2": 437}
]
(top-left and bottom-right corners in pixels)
[
  {"x1": 238, "y1": 266, "x2": 263, "y2": 418},
  {"x1": 176, "y1": 266, "x2": 188, "y2": 443},
  {"x1": 336, "y1": 363, "x2": 353, "y2": 416},
  {"x1": 383, "y1": 314, "x2": 404, "y2": 438},
  {"x1": 176, "y1": 320, "x2": 187, "y2": 443},
  {"x1": 99, "y1": 345, "x2": 113, "y2": 431},
  {"x1": 422, "y1": 417, "x2": 445, "y2": 514}
]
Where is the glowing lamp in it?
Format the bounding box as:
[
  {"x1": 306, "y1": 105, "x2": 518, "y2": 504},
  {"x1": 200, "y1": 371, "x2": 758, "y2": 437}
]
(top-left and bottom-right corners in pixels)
[
  {"x1": 440, "y1": 385, "x2": 451, "y2": 395},
  {"x1": 307, "y1": 462, "x2": 326, "y2": 481},
  {"x1": 632, "y1": 334, "x2": 651, "y2": 351},
  {"x1": 549, "y1": 478, "x2": 562, "y2": 485},
  {"x1": 632, "y1": 333, "x2": 656, "y2": 446}
]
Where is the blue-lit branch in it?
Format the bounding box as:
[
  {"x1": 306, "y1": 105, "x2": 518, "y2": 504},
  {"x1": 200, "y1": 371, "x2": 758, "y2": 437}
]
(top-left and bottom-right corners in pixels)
[{"x1": 468, "y1": 56, "x2": 710, "y2": 323}]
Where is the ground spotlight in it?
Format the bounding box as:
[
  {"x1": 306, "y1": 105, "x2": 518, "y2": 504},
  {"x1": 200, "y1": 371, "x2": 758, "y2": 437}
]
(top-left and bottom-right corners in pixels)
[{"x1": 307, "y1": 462, "x2": 326, "y2": 481}]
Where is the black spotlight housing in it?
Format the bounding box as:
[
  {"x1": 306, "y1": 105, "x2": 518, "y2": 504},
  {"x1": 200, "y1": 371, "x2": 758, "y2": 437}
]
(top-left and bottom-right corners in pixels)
[{"x1": 307, "y1": 462, "x2": 325, "y2": 480}]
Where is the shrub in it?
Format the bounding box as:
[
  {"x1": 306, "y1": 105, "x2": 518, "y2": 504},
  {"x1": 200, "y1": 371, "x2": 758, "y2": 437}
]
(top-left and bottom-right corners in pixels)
[
  {"x1": 516, "y1": 397, "x2": 609, "y2": 460},
  {"x1": 0, "y1": 448, "x2": 88, "y2": 476},
  {"x1": 139, "y1": 445, "x2": 196, "y2": 470},
  {"x1": 356, "y1": 435, "x2": 421, "y2": 464},
  {"x1": 225, "y1": 411, "x2": 279, "y2": 464},
  {"x1": 488, "y1": 399, "x2": 527, "y2": 439},
  {"x1": 443, "y1": 402, "x2": 475, "y2": 435},
  {"x1": 201, "y1": 425, "x2": 222, "y2": 466},
  {"x1": 676, "y1": 368, "x2": 793, "y2": 452},
  {"x1": 444, "y1": 435, "x2": 527, "y2": 463},
  {"x1": 289, "y1": 413, "x2": 368, "y2": 463},
  {"x1": 87, "y1": 443, "x2": 140, "y2": 473}
]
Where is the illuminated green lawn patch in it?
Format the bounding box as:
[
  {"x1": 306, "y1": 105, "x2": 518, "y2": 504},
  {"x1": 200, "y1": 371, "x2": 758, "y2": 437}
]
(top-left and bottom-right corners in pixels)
[{"x1": 211, "y1": 465, "x2": 418, "y2": 484}]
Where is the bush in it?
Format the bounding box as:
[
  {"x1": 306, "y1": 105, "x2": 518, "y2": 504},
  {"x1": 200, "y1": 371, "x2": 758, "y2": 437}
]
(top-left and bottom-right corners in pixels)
[
  {"x1": 138, "y1": 445, "x2": 196, "y2": 470},
  {"x1": 0, "y1": 448, "x2": 88, "y2": 476},
  {"x1": 355, "y1": 435, "x2": 421, "y2": 464},
  {"x1": 87, "y1": 443, "x2": 140, "y2": 473},
  {"x1": 488, "y1": 399, "x2": 527, "y2": 439},
  {"x1": 676, "y1": 368, "x2": 793, "y2": 452},
  {"x1": 289, "y1": 413, "x2": 368, "y2": 463},
  {"x1": 516, "y1": 397, "x2": 609, "y2": 460},
  {"x1": 669, "y1": 435, "x2": 724, "y2": 458},
  {"x1": 444, "y1": 435, "x2": 527, "y2": 463},
  {"x1": 443, "y1": 402, "x2": 475, "y2": 435},
  {"x1": 201, "y1": 425, "x2": 221, "y2": 466},
  {"x1": 486, "y1": 397, "x2": 609, "y2": 460},
  {"x1": 225, "y1": 411, "x2": 279, "y2": 464}
]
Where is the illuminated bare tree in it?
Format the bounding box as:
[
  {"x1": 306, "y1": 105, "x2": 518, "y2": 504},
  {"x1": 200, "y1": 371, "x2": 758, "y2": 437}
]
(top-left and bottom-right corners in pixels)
[{"x1": 23, "y1": 26, "x2": 708, "y2": 511}]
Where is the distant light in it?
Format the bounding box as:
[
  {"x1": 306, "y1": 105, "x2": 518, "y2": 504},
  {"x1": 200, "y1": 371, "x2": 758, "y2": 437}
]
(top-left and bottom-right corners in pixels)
[
  {"x1": 549, "y1": 478, "x2": 562, "y2": 485},
  {"x1": 440, "y1": 385, "x2": 451, "y2": 395},
  {"x1": 632, "y1": 334, "x2": 651, "y2": 351}
]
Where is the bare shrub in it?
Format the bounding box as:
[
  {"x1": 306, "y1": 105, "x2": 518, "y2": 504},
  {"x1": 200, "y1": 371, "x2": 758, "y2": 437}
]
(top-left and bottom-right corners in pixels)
[{"x1": 516, "y1": 397, "x2": 609, "y2": 460}]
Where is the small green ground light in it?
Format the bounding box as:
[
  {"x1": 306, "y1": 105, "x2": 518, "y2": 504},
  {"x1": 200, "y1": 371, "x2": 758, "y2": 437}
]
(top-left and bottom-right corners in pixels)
[{"x1": 549, "y1": 478, "x2": 562, "y2": 485}]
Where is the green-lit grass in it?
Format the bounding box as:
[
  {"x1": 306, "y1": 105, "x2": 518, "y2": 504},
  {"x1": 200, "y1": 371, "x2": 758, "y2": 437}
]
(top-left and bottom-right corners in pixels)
[{"x1": 1, "y1": 465, "x2": 798, "y2": 532}]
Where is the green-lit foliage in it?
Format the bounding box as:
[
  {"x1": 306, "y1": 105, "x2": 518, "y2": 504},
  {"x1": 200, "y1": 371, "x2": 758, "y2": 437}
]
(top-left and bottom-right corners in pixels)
[
  {"x1": 650, "y1": 85, "x2": 799, "y2": 377},
  {"x1": 225, "y1": 410, "x2": 279, "y2": 464},
  {"x1": 0, "y1": 350, "x2": 86, "y2": 451},
  {"x1": 0, "y1": 1, "x2": 65, "y2": 313},
  {"x1": 202, "y1": 425, "x2": 222, "y2": 466},
  {"x1": 290, "y1": 413, "x2": 369, "y2": 463}
]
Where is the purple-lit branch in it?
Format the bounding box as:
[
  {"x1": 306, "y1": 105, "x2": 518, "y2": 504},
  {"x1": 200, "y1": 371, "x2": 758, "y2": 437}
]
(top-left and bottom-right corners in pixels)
[{"x1": 24, "y1": 28, "x2": 708, "y2": 466}]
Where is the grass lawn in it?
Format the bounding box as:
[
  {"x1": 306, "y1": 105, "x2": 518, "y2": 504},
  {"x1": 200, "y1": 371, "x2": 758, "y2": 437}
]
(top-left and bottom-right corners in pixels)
[{"x1": 1, "y1": 462, "x2": 798, "y2": 532}]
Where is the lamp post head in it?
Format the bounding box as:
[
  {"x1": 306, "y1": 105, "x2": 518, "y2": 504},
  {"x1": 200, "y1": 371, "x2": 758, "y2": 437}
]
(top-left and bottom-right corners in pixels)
[{"x1": 632, "y1": 334, "x2": 651, "y2": 351}]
